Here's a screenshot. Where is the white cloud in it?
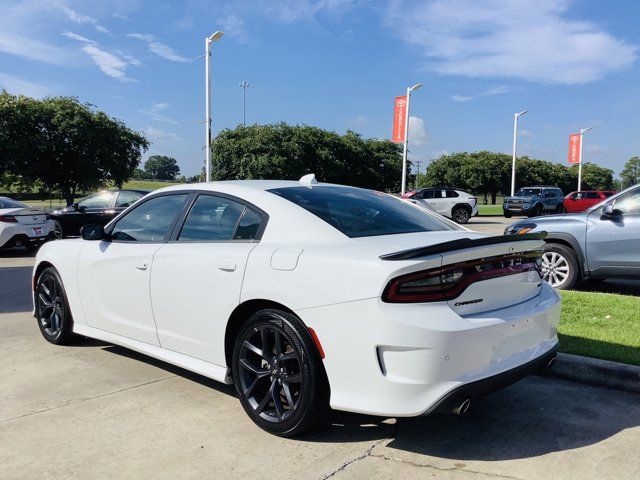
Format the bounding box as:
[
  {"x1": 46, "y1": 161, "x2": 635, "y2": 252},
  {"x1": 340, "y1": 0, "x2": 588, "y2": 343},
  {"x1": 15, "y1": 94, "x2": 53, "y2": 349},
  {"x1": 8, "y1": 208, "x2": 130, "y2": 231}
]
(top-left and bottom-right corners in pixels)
[
  {"x1": 451, "y1": 94, "x2": 472, "y2": 103},
  {"x1": 219, "y1": 14, "x2": 248, "y2": 43},
  {"x1": 0, "y1": 32, "x2": 71, "y2": 65},
  {"x1": 140, "y1": 102, "x2": 177, "y2": 124},
  {"x1": 409, "y1": 116, "x2": 428, "y2": 146},
  {"x1": 127, "y1": 33, "x2": 190, "y2": 62},
  {"x1": 0, "y1": 73, "x2": 53, "y2": 98},
  {"x1": 58, "y1": 5, "x2": 97, "y2": 25},
  {"x1": 62, "y1": 31, "x2": 95, "y2": 43},
  {"x1": 81, "y1": 44, "x2": 134, "y2": 82},
  {"x1": 586, "y1": 144, "x2": 611, "y2": 154},
  {"x1": 265, "y1": 0, "x2": 358, "y2": 23},
  {"x1": 95, "y1": 25, "x2": 110, "y2": 34},
  {"x1": 387, "y1": 0, "x2": 637, "y2": 85},
  {"x1": 145, "y1": 127, "x2": 184, "y2": 143}
]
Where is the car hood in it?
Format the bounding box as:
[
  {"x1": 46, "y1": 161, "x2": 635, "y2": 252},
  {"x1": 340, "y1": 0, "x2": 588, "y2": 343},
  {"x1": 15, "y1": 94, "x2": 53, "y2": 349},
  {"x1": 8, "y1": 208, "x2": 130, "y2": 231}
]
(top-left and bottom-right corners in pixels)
[{"x1": 509, "y1": 212, "x2": 589, "y2": 230}]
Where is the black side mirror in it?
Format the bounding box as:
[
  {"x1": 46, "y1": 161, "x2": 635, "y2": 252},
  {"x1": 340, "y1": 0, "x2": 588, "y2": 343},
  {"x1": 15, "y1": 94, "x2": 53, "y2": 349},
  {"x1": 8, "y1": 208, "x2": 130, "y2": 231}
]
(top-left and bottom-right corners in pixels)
[
  {"x1": 81, "y1": 224, "x2": 106, "y2": 241},
  {"x1": 602, "y1": 203, "x2": 621, "y2": 218}
]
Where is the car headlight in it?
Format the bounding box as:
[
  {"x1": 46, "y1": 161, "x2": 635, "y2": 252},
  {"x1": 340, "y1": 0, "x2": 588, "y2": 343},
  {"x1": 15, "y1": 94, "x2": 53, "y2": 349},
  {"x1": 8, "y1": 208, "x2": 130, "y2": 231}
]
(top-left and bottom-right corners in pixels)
[{"x1": 504, "y1": 223, "x2": 537, "y2": 235}]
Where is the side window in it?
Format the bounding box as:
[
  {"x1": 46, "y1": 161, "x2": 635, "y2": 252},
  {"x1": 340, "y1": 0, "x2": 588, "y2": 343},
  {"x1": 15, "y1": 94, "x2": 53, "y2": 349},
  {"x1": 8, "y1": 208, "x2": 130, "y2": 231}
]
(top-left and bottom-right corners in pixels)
[
  {"x1": 446, "y1": 190, "x2": 459, "y2": 198},
  {"x1": 234, "y1": 208, "x2": 263, "y2": 240},
  {"x1": 110, "y1": 194, "x2": 189, "y2": 242},
  {"x1": 613, "y1": 189, "x2": 640, "y2": 215},
  {"x1": 586, "y1": 192, "x2": 599, "y2": 200},
  {"x1": 422, "y1": 190, "x2": 434, "y2": 199},
  {"x1": 178, "y1": 195, "x2": 245, "y2": 241},
  {"x1": 432, "y1": 190, "x2": 444, "y2": 199},
  {"x1": 78, "y1": 192, "x2": 114, "y2": 209},
  {"x1": 115, "y1": 191, "x2": 143, "y2": 208}
]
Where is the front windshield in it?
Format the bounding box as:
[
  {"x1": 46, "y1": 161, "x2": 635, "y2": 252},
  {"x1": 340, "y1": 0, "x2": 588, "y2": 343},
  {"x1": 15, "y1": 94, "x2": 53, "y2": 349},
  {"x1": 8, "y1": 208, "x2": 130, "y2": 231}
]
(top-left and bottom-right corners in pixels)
[
  {"x1": 76, "y1": 192, "x2": 113, "y2": 209},
  {"x1": 0, "y1": 198, "x2": 28, "y2": 209},
  {"x1": 515, "y1": 188, "x2": 542, "y2": 197}
]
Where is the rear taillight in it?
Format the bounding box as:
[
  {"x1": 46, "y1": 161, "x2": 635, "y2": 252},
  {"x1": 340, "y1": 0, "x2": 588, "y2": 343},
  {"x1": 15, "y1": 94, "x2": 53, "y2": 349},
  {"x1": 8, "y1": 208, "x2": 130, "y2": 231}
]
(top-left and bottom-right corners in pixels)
[
  {"x1": 0, "y1": 215, "x2": 17, "y2": 223},
  {"x1": 382, "y1": 253, "x2": 542, "y2": 303}
]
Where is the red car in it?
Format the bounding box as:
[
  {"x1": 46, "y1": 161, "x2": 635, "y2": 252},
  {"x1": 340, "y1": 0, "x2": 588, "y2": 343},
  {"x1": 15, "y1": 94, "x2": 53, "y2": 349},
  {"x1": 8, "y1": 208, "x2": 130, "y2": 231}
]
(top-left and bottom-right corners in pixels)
[{"x1": 563, "y1": 190, "x2": 616, "y2": 213}]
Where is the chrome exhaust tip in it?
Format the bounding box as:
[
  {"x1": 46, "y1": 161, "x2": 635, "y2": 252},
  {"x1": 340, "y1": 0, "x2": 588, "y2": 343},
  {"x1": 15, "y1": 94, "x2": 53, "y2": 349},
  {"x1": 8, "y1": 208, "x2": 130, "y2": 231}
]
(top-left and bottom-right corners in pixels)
[{"x1": 451, "y1": 397, "x2": 472, "y2": 416}]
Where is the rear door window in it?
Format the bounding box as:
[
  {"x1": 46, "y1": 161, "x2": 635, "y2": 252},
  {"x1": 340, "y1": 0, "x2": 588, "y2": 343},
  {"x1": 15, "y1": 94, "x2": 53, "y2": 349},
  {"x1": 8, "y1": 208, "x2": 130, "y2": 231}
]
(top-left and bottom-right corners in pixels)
[{"x1": 178, "y1": 195, "x2": 245, "y2": 241}]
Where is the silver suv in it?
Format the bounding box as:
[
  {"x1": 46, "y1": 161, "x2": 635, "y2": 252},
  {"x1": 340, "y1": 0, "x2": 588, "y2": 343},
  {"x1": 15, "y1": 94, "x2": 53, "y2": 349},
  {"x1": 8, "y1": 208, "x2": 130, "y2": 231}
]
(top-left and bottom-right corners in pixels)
[
  {"x1": 403, "y1": 188, "x2": 478, "y2": 224},
  {"x1": 504, "y1": 184, "x2": 640, "y2": 290}
]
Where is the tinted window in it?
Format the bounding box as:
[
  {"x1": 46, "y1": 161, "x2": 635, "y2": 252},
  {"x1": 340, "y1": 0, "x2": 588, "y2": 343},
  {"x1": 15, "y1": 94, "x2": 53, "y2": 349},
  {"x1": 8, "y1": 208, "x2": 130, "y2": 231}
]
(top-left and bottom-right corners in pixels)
[
  {"x1": 111, "y1": 194, "x2": 189, "y2": 242},
  {"x1": 0, "y1": 198, "x2": 28, "y2": 209},
  {"x1": 116, "y1": 190, "x2": 144, "y2": 207},
  {"x1": 178, "y1": 195, "x2": 244, "y2": 241},
  {"x1": 421, "y1": 190, "x2": 434, "y2": 199},
  {"x1": 516, "y1": 188, "x2": 542, "y2": 197},
  {"x1": 432, "y1": 190, "x2": 444, "y2": 199},
  {"x1": 585, "y1": 192, "x2": 600, "y2": 199},
  {"x1": 234, "y1": 208, "x2": 263, "y2": 240},
  {"x1": 446, "y1": 190, "x2": 459, "y2": 198},
  {"x1": 78, "y1": 192, "x2": 113, "y2": 209},
  {"x1": 614, "y1": 189, "x2": 640, "y2": 215},
  {"x1": 603, "y1": 191, "x2": 615, "y2": 198},
  {"x1": 269, "y1": 186, "x2": 453, "y2": 238}
]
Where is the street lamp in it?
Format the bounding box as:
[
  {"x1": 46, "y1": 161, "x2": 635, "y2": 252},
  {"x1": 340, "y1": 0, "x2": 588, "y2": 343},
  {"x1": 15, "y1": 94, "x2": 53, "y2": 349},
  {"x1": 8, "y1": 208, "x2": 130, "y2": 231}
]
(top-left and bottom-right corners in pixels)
[
  {"x1": 204, "y1": 30, "x2": 224, "y2": 183},
  {"x1": 401, "y1": 82, "x2": 423, "y2": 196},
  {"x1": 510, "y1": 110, "x2": 528, "y2": 196},
  {"x1": 239, "y1": 81, "x2": 249, "y2": 126},
  {"x1": 578, "y1": 127, "x2": 592, "y2": 191}
]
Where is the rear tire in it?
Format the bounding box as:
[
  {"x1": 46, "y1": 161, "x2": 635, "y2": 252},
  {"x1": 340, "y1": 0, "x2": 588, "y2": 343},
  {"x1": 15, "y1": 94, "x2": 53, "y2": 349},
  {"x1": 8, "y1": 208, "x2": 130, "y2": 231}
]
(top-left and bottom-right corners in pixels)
[
  {"x1": 451, "y1": 206, "x2": 471, "y2": 224},
  {"x1": 541, "y1": 243, "x2": 579, "y2": 290},
  {"x1": 34, "y1": 267, "x2": 78, "y2": 344},
  {"x1": 528, "y1": 204, "x2": 543, "y2": 218},
  {"x1": 232, "y1": 309, "x2": 329, "y2": 437},
  {"x1": 556, "y1": 204, "x2": 564, "y2": 214},
  {"x1": 53, "y1": 221, "x2": 63, "y2": 240}
]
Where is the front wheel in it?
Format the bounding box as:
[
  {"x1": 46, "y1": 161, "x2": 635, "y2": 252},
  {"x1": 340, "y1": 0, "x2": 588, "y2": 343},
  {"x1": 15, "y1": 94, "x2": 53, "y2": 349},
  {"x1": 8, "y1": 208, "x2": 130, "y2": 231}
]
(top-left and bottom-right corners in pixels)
[
  {"x1": 451, "y1": 206, "x2": 471, "y2": 224},
  {"x1": 232, "y1": 309, "x2": 329, "y2": 437},
  {"x1": 541, "y1": 243, "x2": 579, "y2": 290},
  {"x1": 528, "y1": 204, "x2": 543, "y2": 218},
  {"x1": 53, "y1": 221, "x2": 63, "y2": 240},
  {"x1": 35, "y1": 267, "x2": 78, "y2": 344}
]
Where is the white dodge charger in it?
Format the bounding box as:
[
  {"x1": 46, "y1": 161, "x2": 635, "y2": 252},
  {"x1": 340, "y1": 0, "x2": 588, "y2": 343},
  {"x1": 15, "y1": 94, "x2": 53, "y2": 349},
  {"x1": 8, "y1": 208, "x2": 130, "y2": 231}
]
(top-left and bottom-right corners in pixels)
[{"x1": 33, "y1": 176, "x2": 560, "y2": 436}]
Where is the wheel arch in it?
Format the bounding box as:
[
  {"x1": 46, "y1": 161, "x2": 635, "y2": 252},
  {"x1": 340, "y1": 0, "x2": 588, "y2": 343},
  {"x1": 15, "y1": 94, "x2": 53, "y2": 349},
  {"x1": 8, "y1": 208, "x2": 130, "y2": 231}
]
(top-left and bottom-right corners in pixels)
[
  {"x1": 452, "y1": 202, "x2": 472, "y2": 214},
  {"x1": 544, "y1": 233, "x2": 586, "y2": 279},
  {"x1": 33, "y1": 261, "x2": 55, "y2": 292},
  {"x1": 224, "y1": 299, "x2": 324, "y2": 369}
]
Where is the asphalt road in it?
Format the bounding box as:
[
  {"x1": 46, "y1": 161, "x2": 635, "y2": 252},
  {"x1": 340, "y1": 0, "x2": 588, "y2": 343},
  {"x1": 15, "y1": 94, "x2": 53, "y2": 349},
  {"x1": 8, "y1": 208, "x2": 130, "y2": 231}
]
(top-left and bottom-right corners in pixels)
[{"x1": 2, "y1": 226, "x2": 640, "y2": 479}]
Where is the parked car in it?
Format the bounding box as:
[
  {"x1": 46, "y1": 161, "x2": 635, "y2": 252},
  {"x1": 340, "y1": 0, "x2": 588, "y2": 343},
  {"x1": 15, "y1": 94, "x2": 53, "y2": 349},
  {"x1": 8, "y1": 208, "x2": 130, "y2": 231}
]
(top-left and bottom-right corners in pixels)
[
  {"x1": 563, "y1": 190, "x2": 616, "y2": 213},
  {"x1": 49, "y1": 189, "x2": 149, "y2": 238},
  {"x1": 504, "y1": 184, "x2": 640, "y2": 290},
  {"x1": 503, "y1": 186, "x2": 564, "y2": 218},
  {"x1": 402, "y1": 187, "x2": 478, "y2": 224},
  {"x1": 33, "y1": 177, "x2": 560, "y2": 436},
  {"x1": 0, "y1": 197, "x2": 55, "y2": 250}
]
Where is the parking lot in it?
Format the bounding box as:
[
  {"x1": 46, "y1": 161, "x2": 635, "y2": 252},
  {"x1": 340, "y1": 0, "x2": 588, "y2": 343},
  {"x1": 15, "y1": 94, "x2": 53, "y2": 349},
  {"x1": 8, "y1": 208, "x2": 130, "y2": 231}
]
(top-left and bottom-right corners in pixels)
[{"x1": 2, "y1": 220, "x2": 640, "y2": 480}]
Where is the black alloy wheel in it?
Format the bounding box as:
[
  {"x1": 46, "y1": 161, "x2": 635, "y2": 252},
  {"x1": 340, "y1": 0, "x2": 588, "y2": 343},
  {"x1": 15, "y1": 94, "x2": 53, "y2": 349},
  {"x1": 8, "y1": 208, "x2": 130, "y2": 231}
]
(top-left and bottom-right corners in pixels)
[
  {"x1": 452, "y1": 206, "x2": 471, "y2": 224},
  {"x1": 232, "y1": 309, "x2": 329, "y2": 436},
  {"x1": 35, "y1": 267, "x2": 76, "y2": 344}
]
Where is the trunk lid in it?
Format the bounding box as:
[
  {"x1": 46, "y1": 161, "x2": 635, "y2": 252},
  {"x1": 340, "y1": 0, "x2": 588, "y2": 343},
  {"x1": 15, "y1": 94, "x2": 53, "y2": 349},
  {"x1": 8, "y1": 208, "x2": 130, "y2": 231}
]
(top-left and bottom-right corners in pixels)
[
  {"x1": 376, "y1": 232, "x2": 546, "y2": 315},
  {"x1": 1, "y1": 208, "x2": 48, "y2": 225}
]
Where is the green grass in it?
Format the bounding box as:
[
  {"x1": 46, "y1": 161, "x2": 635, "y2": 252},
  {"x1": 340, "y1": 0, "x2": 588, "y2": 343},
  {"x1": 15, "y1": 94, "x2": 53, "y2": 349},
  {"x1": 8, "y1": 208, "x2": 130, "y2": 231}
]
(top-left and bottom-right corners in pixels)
[
  {"x1": 478, "y1": 204, "x2": 504, "y2": 216},
  {"x1": 122, "y1": 180, "x2": 180, "y2": 190},
  {"x1": 558, "y1": 290, "x2": 640, "y2": 366}
]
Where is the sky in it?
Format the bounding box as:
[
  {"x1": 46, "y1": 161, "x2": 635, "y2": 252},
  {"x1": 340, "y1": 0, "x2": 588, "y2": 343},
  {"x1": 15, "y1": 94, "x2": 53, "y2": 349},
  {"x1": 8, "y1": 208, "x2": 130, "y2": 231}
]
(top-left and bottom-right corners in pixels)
[{"x1": 1, "y1": 0, "x2": 639, "y2": 177}]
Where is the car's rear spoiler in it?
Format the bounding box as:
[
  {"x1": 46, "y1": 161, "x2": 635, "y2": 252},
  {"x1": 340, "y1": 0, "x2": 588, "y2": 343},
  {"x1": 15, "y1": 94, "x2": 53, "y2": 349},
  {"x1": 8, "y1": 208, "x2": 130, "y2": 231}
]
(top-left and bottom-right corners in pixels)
[{"x1": 379, "y1": 232, "x2": 547, "y2": 261}]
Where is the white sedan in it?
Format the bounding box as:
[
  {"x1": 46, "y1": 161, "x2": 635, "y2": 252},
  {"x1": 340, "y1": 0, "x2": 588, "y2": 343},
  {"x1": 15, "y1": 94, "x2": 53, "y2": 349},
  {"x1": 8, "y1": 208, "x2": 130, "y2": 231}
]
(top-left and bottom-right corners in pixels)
[
  {"x1": 0, "y1": 197, "x2": 55, "y2": 250},
  {"x1": 33, "y1": 177, "x2": 560, "y2": 436}
]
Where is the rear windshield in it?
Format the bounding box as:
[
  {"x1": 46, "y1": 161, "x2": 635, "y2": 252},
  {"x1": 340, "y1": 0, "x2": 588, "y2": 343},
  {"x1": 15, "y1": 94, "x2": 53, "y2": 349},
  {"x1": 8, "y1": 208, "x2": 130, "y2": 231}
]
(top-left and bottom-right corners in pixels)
[
  {"x1": 268, "y1": 186, "x2": 453, "y2": 238},
  {"x1": 0, "y1": 198, "x2": 28, "y2": 209}
]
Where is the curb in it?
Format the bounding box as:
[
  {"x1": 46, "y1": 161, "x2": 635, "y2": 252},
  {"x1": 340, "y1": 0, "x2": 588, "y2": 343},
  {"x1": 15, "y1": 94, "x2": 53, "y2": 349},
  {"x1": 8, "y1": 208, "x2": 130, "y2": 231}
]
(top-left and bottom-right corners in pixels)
[{"x1": 541, "y1": 353, "x2": 640, "y2": 394}]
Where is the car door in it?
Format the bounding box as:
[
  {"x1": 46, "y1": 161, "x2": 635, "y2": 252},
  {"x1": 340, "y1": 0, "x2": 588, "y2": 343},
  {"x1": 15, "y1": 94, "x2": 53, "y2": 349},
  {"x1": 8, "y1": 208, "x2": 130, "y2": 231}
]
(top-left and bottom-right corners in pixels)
[
  {"x1": 586, "y1": 187, "x2": 640, "y2": 275},
  {"x1": 150, "y1": 193, "x2": 267, "y2": 366},
  {"x1": 77, "y1": 192, "x2": 191, "y2": 345},
  {"x1": 425, "y1": 190, "x2": 447, "y2": 215}
]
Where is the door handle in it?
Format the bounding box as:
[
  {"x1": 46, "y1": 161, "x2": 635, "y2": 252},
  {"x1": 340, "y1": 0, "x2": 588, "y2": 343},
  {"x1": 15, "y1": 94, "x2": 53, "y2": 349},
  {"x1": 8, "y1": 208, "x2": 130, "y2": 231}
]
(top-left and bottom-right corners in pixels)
[
  {"x1": 217, "y1": 262, "x2": 236, "y2": 272},
  {"x1": 135, "y1": 260, "x2": 148, "y2": 271}
]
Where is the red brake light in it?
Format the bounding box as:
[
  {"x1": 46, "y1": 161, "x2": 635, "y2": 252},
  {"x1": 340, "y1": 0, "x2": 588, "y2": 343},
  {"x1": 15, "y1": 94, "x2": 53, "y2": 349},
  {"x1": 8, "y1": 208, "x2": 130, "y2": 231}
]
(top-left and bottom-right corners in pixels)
[
  {"x1": 382, "y1": 253, "x2": 542, "y2": 303},
  {"x1": 0, "y1": 215, "x2": 17, "y2": 223}
]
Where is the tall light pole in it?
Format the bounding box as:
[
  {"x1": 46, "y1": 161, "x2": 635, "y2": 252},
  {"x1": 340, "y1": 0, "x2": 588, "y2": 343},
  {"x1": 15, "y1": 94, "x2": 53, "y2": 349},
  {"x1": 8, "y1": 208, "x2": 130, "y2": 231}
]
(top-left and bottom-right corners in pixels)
[
  {"x1": 239, "y1": 81, "x2": 249, "y2": 126},
  {"x1": 510, "y1": 110, "x2": 528, "y2": 196},
  {"x1": 401, "y1": 83, "x2": 423, "y2": 196},
  {"x1": 578, "y1": 127, "x2": 592, "y2": 191},
  {"x1": 204, "y1": 30, "x2": 224, "y2": 182}
]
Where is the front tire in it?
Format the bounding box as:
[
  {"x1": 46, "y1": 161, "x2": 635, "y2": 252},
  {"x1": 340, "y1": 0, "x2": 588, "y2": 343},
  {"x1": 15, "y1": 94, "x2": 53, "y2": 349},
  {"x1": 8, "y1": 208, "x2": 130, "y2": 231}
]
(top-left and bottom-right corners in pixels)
[
  {"x1": 35, "y1": 267, "x2": 77, "y2": 344},
  {"x1": 53, "y1": 221, "x2": 63, "y2": 240},
  {"x1": 528, "y1": 204, "x2": 543, "y2": 218},
  {"x1": 555, "y1": 204, "x2": 564, "y2": 214},
  {"x1": 232, "y1": 309, "x2": 329, "y2": 437},
  {"x1": 541, "y1": 243, "x2": 579, "y2": 290}
]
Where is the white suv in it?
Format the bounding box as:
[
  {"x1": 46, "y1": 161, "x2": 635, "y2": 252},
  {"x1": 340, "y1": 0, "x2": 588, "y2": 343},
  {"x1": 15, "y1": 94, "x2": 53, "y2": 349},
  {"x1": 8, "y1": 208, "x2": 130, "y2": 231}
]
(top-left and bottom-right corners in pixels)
[{"x1": 403, "y1": 188, "x2": 478, "y2": 224}]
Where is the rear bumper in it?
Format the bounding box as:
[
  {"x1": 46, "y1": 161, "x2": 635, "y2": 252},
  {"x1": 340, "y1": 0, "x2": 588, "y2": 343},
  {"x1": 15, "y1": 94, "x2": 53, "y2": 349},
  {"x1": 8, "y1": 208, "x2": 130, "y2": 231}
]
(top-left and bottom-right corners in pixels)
[
  {"x1": 297, "y1": 283, "x2": 561, "y2": 417},
  {"x1": 0, "y1": 231, "x2": 55, "y2": 248}
]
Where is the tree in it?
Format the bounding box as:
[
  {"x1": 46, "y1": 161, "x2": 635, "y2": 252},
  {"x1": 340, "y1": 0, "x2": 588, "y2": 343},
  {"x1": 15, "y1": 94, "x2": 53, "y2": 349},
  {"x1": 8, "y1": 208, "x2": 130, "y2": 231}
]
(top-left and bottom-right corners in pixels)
[
  {"x1": 0, "y1": 92, "x2": 148, "y2": 204},
  {"x1": 210, "y1": 123, "x2": 403, "y2": 191},
  {"x1": 143, "y1": 155, "x2": 180, "y2": 180},
  {"x1": 620, "y1": 156, "x2": 640, "y2": 188}
]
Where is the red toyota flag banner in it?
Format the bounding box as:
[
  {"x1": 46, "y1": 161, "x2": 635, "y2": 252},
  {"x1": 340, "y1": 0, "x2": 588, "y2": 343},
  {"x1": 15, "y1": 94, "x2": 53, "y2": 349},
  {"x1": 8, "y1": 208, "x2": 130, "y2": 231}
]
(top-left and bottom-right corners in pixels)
[
  {"x1": 392, "y1": 96, "x2": 407, "y2": 143},
  {"x1": 568, "y1": 133, "x2": 581, "y2": 164}
]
